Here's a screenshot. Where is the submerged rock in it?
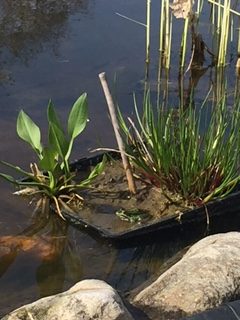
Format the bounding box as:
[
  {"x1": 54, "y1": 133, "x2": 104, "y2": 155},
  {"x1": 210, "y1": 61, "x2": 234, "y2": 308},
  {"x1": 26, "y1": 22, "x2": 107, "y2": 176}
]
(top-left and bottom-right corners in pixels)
[
  {"x1": 2, "y1": 279, "x2": 133, "y2": 320},
  {"x1": 133, "y1": 232, "x2": 240, "y2": 319},
  {"x1": 0, "y1": 235, "x2": 62, "y2": 261}
]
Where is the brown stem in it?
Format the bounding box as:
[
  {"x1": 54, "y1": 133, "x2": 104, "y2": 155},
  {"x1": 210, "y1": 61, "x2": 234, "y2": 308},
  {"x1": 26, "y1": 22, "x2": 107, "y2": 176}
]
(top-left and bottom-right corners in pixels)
[{"x1": 98, "y1": 72, "x2": 137, "y2": 194}]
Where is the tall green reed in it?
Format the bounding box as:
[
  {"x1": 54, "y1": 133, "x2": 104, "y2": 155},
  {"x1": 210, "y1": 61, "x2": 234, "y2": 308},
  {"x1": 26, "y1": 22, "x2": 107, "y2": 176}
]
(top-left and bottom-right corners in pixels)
[
  {"x1": 159, "y1": 0, "x2": 172, "y2": 70},
  {"x1": 146, "y1": 0, "x2": 151, "y2": 65},
  {"x1": 157, "y1": 0, "x2": 172, "y2": 107},
  {"x1": 180, "y1": 17, "x2": 189, "y2": 69},
  {"x1": 218, "y1": 0, "x2": 231, "y2": 66},
  {"x1": 119, "y1": 93, "x2": 240, "y2": 205}
]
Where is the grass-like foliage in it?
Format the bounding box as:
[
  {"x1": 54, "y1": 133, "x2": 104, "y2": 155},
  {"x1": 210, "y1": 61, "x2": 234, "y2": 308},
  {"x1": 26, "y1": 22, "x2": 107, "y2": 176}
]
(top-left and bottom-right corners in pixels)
[
  {"x1": 119, "y1": 93, "x2": 240, "y2": 205},
  {"x1": 0, "y1": 93, "x2": 105, "y2": 219}
]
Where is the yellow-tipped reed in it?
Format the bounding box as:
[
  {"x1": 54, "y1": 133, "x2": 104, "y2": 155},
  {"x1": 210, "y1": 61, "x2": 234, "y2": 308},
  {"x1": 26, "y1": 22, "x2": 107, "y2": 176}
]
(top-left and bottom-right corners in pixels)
[{"x1": 218, "y1": 0, "x2": 231, "y2": 66}]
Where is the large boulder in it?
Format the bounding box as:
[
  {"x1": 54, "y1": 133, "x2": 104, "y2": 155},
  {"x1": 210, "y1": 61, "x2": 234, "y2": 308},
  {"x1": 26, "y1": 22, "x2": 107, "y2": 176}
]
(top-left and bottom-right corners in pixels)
[
  {"x1": 133, "y1": 232, "x2": 240, "y2": 319},
  {"x1": 2, "y1": 279, "x2": 134, "y2": 320}
]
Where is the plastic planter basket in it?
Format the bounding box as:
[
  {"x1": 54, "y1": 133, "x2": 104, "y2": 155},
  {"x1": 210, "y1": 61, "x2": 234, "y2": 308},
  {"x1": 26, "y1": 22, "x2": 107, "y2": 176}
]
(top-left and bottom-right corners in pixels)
[{"x1": 62, "y1": 153, "x2": 240, "y2": 240}]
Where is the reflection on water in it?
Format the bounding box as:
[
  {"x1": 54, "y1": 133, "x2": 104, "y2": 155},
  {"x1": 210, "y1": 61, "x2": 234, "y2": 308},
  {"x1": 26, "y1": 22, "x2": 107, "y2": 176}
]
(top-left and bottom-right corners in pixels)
[
  {"x1": 0, "y1": 212, "x2": 82, "y2": 316},
  {"x1": 2, "y1": 201, "x2": 240, "y2": 317},
  {"x1": 0, "y1": 207, "x2": 198, "y2": 317},
  {"x1": 0, "y1": 0, "x2": 90, "y2": 83}
]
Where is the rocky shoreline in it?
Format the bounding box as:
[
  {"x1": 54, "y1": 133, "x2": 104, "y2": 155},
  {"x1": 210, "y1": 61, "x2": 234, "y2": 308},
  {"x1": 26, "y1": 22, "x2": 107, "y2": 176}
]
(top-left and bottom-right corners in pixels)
[{"x1": 3, "y1": 232, "x2": 240, "y2": 320}]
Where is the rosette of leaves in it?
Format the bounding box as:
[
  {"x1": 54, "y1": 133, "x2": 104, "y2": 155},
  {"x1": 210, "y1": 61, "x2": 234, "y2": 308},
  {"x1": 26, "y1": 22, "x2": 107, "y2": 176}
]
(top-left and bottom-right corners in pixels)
[{"x1": 0, "y1": 93, "x2": 105, "y2": 219}]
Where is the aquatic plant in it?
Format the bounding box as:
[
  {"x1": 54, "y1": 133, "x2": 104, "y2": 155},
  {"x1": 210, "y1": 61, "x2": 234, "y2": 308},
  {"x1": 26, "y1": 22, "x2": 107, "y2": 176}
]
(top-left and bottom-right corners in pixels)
[
  {"x1": 158, "y1": 0, "x2": 172, "y2": 72},
  {"x1": 146, "y1": 0, "x2": 151, "y2": 65},
  {"x1": 119, "y1": 93, "x2": 240, "y2": 205},
  {"x1": 0, "y1": 93, "x2": 105, "y2": 219},
  {"x1": 157, "y1": 0, "x2": 240, "y2": 77}
]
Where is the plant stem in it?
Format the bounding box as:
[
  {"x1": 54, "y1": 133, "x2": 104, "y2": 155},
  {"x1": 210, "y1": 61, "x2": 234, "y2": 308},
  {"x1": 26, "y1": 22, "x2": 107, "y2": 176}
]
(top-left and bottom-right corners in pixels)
[
  {"x1": 157, "y1": 0, "x2": 165, "y2": 106},
  {"x1": 212, "y1": 2, "x2": 215, "y2": 26},
  {"x1": 208, "y1": 0, "x2": 240, "y2": 17},
  {"x1": 98, "y1": 72, "x2": 137, "y2": 194},
  {"x1": 238, "y1": 26, "x2": 240, "y2": 55},
  {"x1": 180, "y1": 17, "x2": 189, "y2": 69},
  {"x1": 165, "y1": 0, "x2": 170, "y2": 68},
  {"x1": 146, "y1": 0, "x2": 151, "y2": 64},
  {"x1": 218, "y1": 0, "x2": 230, "y2": 66}
]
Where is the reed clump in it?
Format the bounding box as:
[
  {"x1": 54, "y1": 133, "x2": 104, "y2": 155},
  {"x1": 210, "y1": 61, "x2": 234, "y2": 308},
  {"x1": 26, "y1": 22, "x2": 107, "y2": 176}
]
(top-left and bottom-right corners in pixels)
[{"x1": 119, "y1": 93, "x2": 240, "y2": 206}]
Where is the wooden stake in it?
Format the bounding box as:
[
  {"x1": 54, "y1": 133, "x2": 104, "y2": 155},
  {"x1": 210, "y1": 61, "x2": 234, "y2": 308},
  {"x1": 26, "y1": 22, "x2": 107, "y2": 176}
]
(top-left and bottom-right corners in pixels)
[{"x1": 98, "y1": 72, "x2": 137, "y2": 194}]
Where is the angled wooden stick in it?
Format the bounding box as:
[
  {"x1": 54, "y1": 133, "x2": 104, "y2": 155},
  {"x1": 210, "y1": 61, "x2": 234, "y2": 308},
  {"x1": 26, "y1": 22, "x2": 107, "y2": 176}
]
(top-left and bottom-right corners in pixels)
[{"x1": 98, "y1": 72, "x2": 137, "y2": 194}]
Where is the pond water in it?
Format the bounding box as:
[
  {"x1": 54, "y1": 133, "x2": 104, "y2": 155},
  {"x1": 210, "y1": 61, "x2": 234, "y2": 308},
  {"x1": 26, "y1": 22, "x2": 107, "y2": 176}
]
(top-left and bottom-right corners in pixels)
[{"x1": 0, "y1": 0, "x2": 240, "y2": 317}]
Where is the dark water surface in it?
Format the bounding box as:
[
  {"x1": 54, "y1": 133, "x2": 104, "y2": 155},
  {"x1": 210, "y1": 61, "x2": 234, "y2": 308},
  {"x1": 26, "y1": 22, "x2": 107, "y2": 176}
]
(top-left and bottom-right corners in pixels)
[{"x1": 0, "y1": 0, "x2": 240, "y2": 317}]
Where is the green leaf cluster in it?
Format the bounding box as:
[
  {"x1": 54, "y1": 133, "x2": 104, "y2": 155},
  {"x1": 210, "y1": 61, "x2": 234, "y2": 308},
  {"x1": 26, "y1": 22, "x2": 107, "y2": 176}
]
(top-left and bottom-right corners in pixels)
[{"x1": 0, "y1": 93, "x2": 105, "y2": 214}]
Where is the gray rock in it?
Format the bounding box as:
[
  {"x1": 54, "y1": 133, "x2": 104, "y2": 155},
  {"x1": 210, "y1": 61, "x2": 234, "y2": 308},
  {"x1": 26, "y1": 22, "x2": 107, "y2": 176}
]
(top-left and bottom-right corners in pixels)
[
  {"x1": 133, "y1": 232, "x2": 240, "y2": 319},
  {"x1": 2, "y1": 279, "x2": 133, "y2": 320}
]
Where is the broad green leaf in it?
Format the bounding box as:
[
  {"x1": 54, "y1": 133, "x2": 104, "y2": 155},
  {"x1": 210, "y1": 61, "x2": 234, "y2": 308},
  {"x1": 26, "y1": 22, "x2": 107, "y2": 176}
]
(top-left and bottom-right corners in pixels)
[
  {"x1": 49, "y1": 122, "x2": 69, "y2": 160},
  {"x1": 47, "y1": 100, "x2": 64, "y2": 134},
  {"x1": 39, "y1": 147, "x2": 58, "y2": 172},
  {"x1": 17, "y1": 110, "x2": 43, "y2": 156},
  {"x1": 68, "y1": 93, "x2": 88, "y2": 140}
]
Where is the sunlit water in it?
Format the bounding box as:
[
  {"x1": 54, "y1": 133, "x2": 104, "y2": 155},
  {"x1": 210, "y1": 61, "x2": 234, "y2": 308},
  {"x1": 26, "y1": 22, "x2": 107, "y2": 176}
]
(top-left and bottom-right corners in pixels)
[{"x1": 0, "y1": 0, "x2": 240, "y2": 317}]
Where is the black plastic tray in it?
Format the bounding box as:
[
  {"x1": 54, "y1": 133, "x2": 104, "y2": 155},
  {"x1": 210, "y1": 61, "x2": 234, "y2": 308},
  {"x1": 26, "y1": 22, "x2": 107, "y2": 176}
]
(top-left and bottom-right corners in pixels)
[{"x1": 63, "y1": 153, "x2": 240, "y2": 240}]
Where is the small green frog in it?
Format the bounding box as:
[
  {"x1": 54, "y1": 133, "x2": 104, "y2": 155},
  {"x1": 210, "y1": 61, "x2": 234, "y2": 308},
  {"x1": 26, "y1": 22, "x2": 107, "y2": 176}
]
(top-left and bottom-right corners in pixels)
[{"x1": 115, "y1": 208, "x2": 148, "y2": 223}]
